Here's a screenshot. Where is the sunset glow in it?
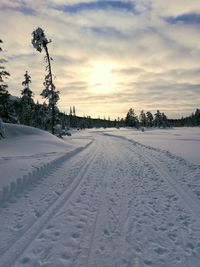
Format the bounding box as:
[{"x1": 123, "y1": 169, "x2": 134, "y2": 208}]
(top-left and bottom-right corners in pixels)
[{"x1": 88, "y1": 62, "x2": 118, "y2": 94}]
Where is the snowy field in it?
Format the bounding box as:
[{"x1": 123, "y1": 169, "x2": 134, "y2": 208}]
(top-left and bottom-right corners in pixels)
[
  {"x1": 0, "y1": 124, "x2": 200, "y2": 267},
  {"x1": 102, "y1": 127, "x2": 200, "y2": 165}
]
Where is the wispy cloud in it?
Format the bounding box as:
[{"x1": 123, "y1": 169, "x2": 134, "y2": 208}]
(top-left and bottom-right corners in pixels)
[{"x1": 0, "y1": 0, "x2": 200, "y2": 119}]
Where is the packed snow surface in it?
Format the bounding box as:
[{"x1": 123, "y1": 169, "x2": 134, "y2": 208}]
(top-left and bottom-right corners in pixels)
[
  {"x1": 102, "y1": 127, "x2": 200, "y2": 165},
  {"x1": 0, "y1": 125, "x2": 200, "y2": 267}
]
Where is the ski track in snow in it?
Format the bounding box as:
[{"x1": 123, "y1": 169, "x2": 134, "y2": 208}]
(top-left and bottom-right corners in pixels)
[
  {"x1": 103, "y1": 132, "x2": 200, "y2": 266},
  {"x1": 0, "y1": 138, "x2": 96, "y2": 267},
  {"x1": 0, "y1": 131, "x2": 200, "y2": 267}
]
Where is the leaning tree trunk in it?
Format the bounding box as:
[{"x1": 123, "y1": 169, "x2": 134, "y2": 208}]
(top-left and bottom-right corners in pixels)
[{"x1": 44, "y1": 44, "x2": 55, "y2": 135}]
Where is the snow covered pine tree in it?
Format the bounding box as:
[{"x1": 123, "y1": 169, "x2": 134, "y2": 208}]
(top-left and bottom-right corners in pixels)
[
  {"x1": 0, "y1": 39, "x2": 10, "y2": 123},
  {"x1": 32, "y1": 28, "x2": 59, "y2": 134}
]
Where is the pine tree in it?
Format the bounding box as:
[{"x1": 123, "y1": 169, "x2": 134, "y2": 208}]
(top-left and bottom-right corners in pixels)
[
  {"x1": 0, "y1": 39, "x2": 10, "y2": 122},
  {"x1": 154, "y1": 110, "x2": 162, "y2": 128},
  {"x1": 139, "y1": 110, "x2": 147, "y2": 127},
  {"x1": 125, "y1": 108, "x2": 139, "y2": 127},
  {"x1": 146, "y1": 111, "x2": 153, "y2": 127},
  {"x1": 69, "y1": 106, "x2": 72, "y2": 116},
  {"x1": 161, "y1": 112, "x2": 168, "y2": 128},
  {"x1": 72, "y1": 106, "x2": 77, "y2": 127},
  {"x1": 194, "y1": 109, "x2": 200, "y2": 126},
  {"x1": 32, "y1": 101, "x2": 51, "y2": 130},
  {"x1": 20, "y1": 71, "x2": 34, "y2": 125},
  {"x1": 32, "y1": 27, "x2": 59, "y2": 134},
  {"x1": 21, "y1": 71, "x2": 33, "y2": 100},
  {"x1": 0, "y1": 117, "x2": 5, "y2": 138},
  {"x1": 73, "y1": 106, "x2": 76, "y2": 116}
]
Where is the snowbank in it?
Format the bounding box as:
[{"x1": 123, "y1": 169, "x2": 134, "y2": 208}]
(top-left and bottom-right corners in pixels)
[{"x1": 0, "y1": 123, "x2": 92, "y2": 204}]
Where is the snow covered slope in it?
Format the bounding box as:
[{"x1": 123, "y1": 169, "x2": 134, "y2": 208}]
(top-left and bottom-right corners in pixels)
[
  {"x1": 0, "y1": 123, "x2": 93, "y2": 203},
  {"x1": 0, "y1": 126, "x2": 200, "y2": 267}
]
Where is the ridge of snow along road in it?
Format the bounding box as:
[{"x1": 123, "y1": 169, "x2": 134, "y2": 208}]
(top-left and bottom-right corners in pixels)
[
  {"x1": 0, "y1": 138, "x2": 98, "y2": 267},
  {"x1": 0, "y1": 123, "x2": 94, "y2": 206}
]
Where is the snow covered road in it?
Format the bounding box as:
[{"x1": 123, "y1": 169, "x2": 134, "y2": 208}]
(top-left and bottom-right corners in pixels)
[{"x1": 1, "y1": 130, "x2": 200, "y2": 267}]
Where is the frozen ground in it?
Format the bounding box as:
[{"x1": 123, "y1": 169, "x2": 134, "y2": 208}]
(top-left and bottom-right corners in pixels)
[{"x1": 0, "y1": 124, "x2": 200, "y2": 267}]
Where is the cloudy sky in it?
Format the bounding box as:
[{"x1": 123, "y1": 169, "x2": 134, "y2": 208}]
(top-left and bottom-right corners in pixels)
[{"x1": 0, "y1": 0, "x2": 200, "y2": 119}]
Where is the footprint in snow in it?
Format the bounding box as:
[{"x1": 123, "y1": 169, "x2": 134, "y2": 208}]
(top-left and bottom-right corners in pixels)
[
  {"x1": 54, "y1": 231, "x2": 60, "y2": 236},
  {"x1": 154, "y1": 246, "x2": 167, "y2": 255},
  {"x1": 61, "y1": 253, "x2": 71, "y2": 261},
  {"x1": 144, "y1": 259, "x2": 152, "y2": 266},
  {"x1": 76, "y1": 223, "x2": 84, "y2": 230},
  {"x1": 71, "y1": 232, "x2": 80, "y2": 239},
  {"x1": 186, "y1": 242, "x2": 195, "y2": 250},
  {"x1": 46, "y1": 224, "x2": 54, "y2": 230},
  {"x1": 21, "y1": 256, "x2": 31, "y2": 264},
  {"x1": 104, "y1": 229, "x2": 110, "y2": 236}
]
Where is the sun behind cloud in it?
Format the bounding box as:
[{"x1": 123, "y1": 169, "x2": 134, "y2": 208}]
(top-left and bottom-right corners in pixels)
[{"x1": 88, "y1": 61, "x2": 119, "y2": 94}]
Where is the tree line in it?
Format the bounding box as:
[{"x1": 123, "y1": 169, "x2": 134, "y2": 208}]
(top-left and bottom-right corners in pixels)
[
  {"x1": 0, "y1": 27, "x2": 60, "y2": 133},
  {"x1": 168, "y1": 109, "x2": 200, "y2": 127},
  {"x1": 1, "y1": 34, "x2": 200, "y2": 134},
  {"x1": 0, "y1": 30, "x2": 121, "y2": 132},
  {"x1": 125, "y1": 108, "x2": 169, "y2": 128},
  {"x1": 124, "y1": 108, "x2": 200, "y2": 128}
]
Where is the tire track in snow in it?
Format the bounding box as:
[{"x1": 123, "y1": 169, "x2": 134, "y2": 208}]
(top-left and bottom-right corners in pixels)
[
  {"x1": 85, "y1": 199, "x2": 101, "y2": 267},
  {"x1": 103, "y1": 133, "x2": 200, "y2": 266},
  {"x1": 15, "y1": 136, "x2": 111, "y2": 267},
  {"x1": 51, "y1": 139, "x2": 111, "y2": 267},
  {"x1": 0, "y1": 140, "x2": 98, "y2": 267},
  {"x1": 124, "y1": 140, "x2": 200, "y2": 266},
  {"x1": 84, "y1": 136, "x2": 141, "y2": 267},
  {"x1": 0, "y1": 138, "x2": 94, "y2": 206},
  {"x1": 0, "y1": 138, "x2": 94, "y2": 256},
  {"x1": 104, "y1": 132, "x2": 200, "y2": 220},
  {"x1": 83, "y1": 141, "x2": 113, "y2": 267},
  {"x1": 142, "y1": 151, "x2": 200, "y2": 267},
  {"x1": 143, "y1": 151, "x2": 200, "y2": 221}
]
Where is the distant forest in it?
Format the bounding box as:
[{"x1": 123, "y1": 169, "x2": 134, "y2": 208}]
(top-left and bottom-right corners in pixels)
[
  {"x1": 1, "y1": 37, "x2": 200, "y2": 135},
  {"x1": 0, "y1": 61, "x2": 199, "y2": 132},
  {"x1": 0, "y1": 92, "x2": 199, "y2": 133}
]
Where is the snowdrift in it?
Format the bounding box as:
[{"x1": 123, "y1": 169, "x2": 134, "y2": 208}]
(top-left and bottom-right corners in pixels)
[{"x1": 0, "y1": 123, "x2": 93, "y2": 205}]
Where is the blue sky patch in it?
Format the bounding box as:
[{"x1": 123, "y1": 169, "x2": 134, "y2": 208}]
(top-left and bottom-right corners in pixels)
[
  {"x1": 1, "y1": 4, "x2": 36, "y2": 15},
  {"x1": 166, "y1": 13, "x2": 200, "y2": 24},
  {"x1": 16, "y1": 6, "x2": 36, "y2": 15},
  {"x1": 54, "y1": 1, "x2": 135, "y2": 13}
]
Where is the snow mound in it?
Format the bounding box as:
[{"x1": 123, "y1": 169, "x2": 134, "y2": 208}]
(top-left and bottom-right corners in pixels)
[
  {"x1": 4, "y1": 123, "x2": 53, "y2": 138},
  {"x1": 0, "y1": 123, "x2": 93, "y2": 205},
  {"x1": 1, "y1": 123, "x2": 76, "y2": 156}
]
